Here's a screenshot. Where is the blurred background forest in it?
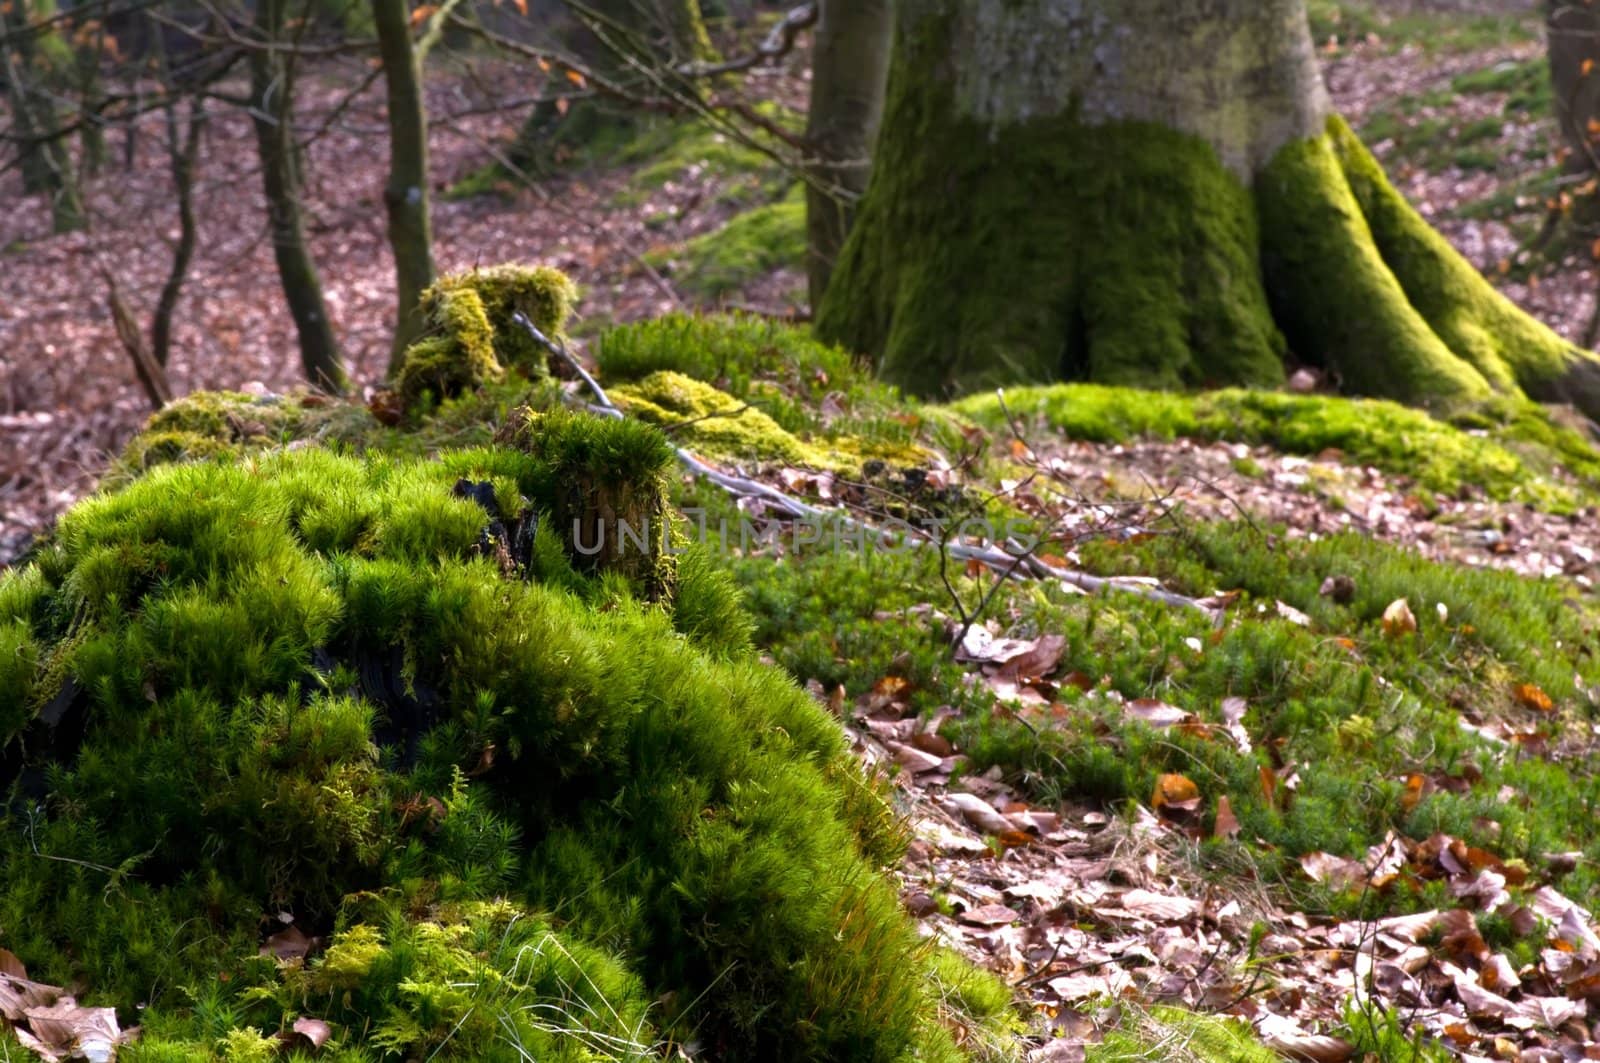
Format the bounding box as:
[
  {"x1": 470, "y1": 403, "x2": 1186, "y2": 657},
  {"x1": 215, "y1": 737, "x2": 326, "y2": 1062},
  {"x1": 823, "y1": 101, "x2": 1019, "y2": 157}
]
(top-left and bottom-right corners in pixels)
[{"x1": 0, "y1": 0, "x2": 1592, "y2": 554}]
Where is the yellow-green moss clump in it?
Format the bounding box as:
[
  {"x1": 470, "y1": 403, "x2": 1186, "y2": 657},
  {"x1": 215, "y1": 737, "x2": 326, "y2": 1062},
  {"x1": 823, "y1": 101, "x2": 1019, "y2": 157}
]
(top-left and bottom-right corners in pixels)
[
  {"x1": 1087, "y1": 1006, "x2": 1281, "y2": 1062},
  {"x1": 396, "y1": 264, "x2": 578, "y2": 410},
  {"x1": 612, "y1": 370, "x2": 929, "y2": 471},
  {"x1": 598, "y1": 314, "x2": 935, "y2": 469},
  {"x1": 0, "y1": 412, "x2": 1015, "y2": 1062}
]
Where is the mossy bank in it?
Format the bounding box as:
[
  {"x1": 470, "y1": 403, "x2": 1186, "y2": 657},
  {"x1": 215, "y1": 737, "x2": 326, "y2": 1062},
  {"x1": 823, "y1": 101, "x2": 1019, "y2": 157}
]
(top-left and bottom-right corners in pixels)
[{"x1": 0, "y1": 409, "x2": 1015, "y2": 1060}]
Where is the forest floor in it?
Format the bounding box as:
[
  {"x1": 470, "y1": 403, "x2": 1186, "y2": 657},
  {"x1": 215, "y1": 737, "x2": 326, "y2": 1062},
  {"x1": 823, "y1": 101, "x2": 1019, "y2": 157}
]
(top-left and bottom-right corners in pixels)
[{"x1": 12, "y1": 3, "x2": 1600, "y2": 1061}]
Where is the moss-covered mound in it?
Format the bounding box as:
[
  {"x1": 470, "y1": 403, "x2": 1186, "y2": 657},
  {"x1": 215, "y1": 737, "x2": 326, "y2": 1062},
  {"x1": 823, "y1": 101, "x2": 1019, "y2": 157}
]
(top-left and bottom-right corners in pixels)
[
  {"x1": 0, "y1": 409, "x2": 1012, "y2": 1061},
  {"x1": 395, "y1": 265, "x2": 577, "y2": 410},
  {"x1": 951, "y1": 383, "x2": 1600, "y2": 508}
]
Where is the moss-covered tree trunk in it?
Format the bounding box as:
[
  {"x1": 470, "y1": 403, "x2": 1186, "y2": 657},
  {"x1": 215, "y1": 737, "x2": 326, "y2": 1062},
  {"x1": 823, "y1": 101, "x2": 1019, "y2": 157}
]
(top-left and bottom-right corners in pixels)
[
  {"x1": 249, "y1": 0, "x2": 346, "y2": 393},
  {"x1": 803, "y1": 0, "x2": 891, "y2": 308},
  {"x1": 373, "y1": 0, "x2": 436, "y2": 372},
  {"x1": 818, "y1": 0, "x2": 1600, "y2": 420}
]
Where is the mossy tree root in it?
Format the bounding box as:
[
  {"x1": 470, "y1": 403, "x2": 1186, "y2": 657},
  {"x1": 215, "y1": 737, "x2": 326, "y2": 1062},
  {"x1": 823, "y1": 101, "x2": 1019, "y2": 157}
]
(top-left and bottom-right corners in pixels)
[{"x1": 1260, "y1": 116, "x2": 1600, "y2": 418}]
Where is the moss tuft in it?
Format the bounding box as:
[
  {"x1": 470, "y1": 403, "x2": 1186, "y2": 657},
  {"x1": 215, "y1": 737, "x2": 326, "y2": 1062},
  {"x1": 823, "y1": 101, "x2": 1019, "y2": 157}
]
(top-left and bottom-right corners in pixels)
[
  {"x1": 612, "y1": 370, "x2": 809, "y2": 464},
  {"x1": 395, "y1": 287, "x2": 504, "y2": 408},
  {"x1": 650, "y1": 185, "x2": 805, "y2": 298},
  {"x1": 1088, "y1": 1005, "x2": 1279, "y2": 1062},
  {"x1": 597, "y1": 313, "x2": 929, "y2": 460},
  {"x1": 395, "y1": 265, "x2": 578, "y2": 410}
]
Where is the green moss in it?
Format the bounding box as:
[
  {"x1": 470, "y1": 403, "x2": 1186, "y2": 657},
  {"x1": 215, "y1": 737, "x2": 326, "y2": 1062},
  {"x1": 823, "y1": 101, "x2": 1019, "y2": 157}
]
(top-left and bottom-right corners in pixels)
[
  {"x1": 611, "y1": 370, "x2": 929, "y2": 472},
  {"x1": 1088, "y1": 1006, "x2": 1279, "y2": 1062},
  {"x1": 613, "y1": 370, "x2": 808, "y2": 461},
  {"x1": 950, "y1": 383, "x2": 1600, "y2": 506},
  {"x1": 951, "y1": 515, "x2": 1600, "y2": 918},
  {"x1": 619, "y1": 111, "x2": 795, "y2": 207},
  {"x1": 395, "y1": 265, "x2": 578, "y2": 411},
  {"x1": 395, "y1": 288, "x2": 504, "y2": 408},
  {"x1": 0, "y1": 427, "x2": 1010, "y2": 1061},
  {"x1": 817, "y1": 12, "x2": 1285, "y2": 397},
  {"x1": 651, "y1": 185, "x2": 805, "y2": 298},
  {"x1": 598, "y1": 314, "x2": 934, "y2": 458}
]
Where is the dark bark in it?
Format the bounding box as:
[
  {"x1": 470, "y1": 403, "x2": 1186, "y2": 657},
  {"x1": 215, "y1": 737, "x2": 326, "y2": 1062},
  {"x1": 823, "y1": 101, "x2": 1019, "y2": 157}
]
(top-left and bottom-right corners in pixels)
[
  {"x1": 249, "y1": 0, "x2": 345, "y2": 392},
  {"x1": 104, "y1": 270, "x2": 173, "y2": 410},
  {"x1": 373, "y1": 0, "x2": 436, "y2": 374},
  {"x1": 152, "y1": 96, "x2": 205, "y2": 368},
  {"x1": 1548, "y1": 1, "x2": 1600, "y2": 176},
  {"x1": 803, "y1": 0, "x2": 890, "y2": 308},
  {"x1": 74, "y1": 20, "x2": 108, "y2": 175}
]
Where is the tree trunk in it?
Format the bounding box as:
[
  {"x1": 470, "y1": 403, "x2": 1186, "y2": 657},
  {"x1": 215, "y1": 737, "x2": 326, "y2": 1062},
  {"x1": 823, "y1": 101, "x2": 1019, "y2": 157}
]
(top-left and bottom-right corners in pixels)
[
  {"x1": 803, "y1": 0, "x2": 891, "y2": 309},
  {"x1": 818, "y1": 0, "x2": 1600, "y2": 420},
  {"x1": 249, "y1": 0, "x2": 345, "y2": 393},
  {"x1": 373, "y1": 0, "x2": 437, "y2": 374},
  {"x1": 1543, "y1": 0, "x2": 1600, "y2": 333},
  {"x1": 0, "y1": 0, "x2": 85, "y2": 233},
  {"x1": 1548, "y1": 1, "x2": 1600, "y2": 176},
  {"x1": 152, "y1": 96, "x2": 205, "y2": 368}
]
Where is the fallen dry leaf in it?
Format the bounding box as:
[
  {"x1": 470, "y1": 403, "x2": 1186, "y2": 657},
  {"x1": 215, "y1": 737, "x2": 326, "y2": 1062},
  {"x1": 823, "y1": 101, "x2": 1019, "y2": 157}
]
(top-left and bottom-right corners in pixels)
[
  {"x1": 1214, "y1": 795, "x2": 1241, "y2": 839},
  {"x1": 959, "y1": 903, "x2": 1019, "y2": 927},
  {"x1": 1381, "y1": 598, "x2": 1417, "y2": 638},
  {"x1": 1514, "y1": 682, "x2": 1554, "y2": 712},
  {"x1": 1151, "y1": 773, "x2": 1201, "y2": 821},
  {"x1": 941, "y1": 792, "x2": 1012, "y2": 835}
]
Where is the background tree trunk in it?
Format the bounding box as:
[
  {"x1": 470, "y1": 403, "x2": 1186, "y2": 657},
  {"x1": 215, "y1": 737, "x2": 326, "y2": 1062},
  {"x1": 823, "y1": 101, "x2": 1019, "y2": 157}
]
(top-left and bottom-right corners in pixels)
[
  {"x1": 803, "y1": 0, "x2": 891, "y2": 309},
  {"x1": 152, "y1": 95, "x2": 205, "y2": 368},
  {"x1": 249, "y1": 0, "x2": 345, "y2": 392},
  {"x1": 0, "y1": 0, "x2": 86, "y2": 233},
  {"x1": 373, "y1": 0, "x2": 437, "y2": 373},
  {"x1": 818, "y1": 0, "x2": 1600, "y2": 421},
  {"x1": 1548, "y1": 1, "x2": 1600, "y2": 176}
]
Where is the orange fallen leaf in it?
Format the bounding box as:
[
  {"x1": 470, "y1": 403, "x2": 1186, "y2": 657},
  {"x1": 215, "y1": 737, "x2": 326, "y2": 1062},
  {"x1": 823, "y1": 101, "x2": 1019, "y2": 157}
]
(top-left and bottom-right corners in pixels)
[
  {"x1": 1400, "y1": 772, "x2": 1430, "y2": 813},
  {"x1": 1152, "y1": 773, "x2": 1201, "y2": 820},
  {"x1": 996, "y1": 829, "x2": 1034, "y2": 850},
  {"x1": 1514, "y1": 683, "x2": 1554, "y2": 712}
]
